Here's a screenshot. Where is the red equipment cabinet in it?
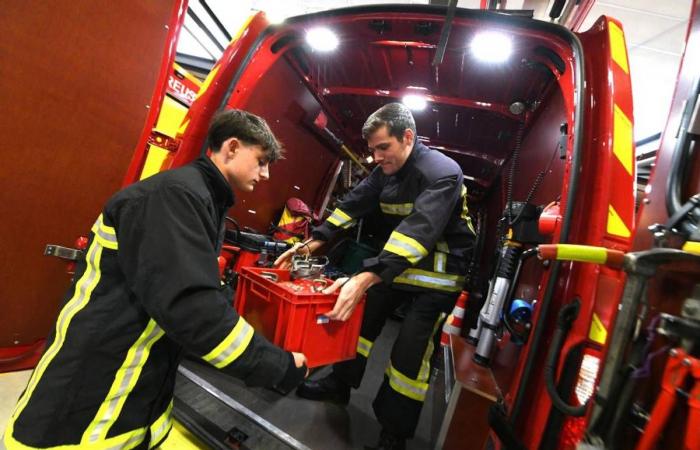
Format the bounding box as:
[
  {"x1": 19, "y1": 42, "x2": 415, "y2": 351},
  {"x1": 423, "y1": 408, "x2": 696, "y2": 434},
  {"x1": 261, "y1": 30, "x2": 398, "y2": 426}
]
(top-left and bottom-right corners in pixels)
[{"x1": 234, "y1": 267, "x2": 365, "y2": 368}]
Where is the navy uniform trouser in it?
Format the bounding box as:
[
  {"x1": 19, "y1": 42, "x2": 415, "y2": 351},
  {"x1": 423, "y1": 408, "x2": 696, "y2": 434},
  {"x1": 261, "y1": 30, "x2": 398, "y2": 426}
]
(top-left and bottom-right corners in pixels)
[{"x1": 333, "y1": 283, "x2": 458, "y2": 438}]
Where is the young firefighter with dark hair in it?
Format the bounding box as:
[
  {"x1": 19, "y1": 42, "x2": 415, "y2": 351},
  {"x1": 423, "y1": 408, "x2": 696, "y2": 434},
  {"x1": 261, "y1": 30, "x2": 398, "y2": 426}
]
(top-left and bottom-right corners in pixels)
[
  {"x1": 276, "y1": 102, "x2": 476, "y2": 450},
  {"x1": 4, "y1": 110, "x2": 308, "y2": 450}
]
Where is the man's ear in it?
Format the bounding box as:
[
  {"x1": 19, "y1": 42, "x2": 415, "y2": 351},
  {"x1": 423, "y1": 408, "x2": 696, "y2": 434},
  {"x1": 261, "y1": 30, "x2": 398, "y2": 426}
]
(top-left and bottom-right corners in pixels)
[
  {"x1": 403, "y1": 128, "x2": 415, "y2": 147},
  {"x1": 224, "y1": 138, "x2": 239, "y2": 160}
]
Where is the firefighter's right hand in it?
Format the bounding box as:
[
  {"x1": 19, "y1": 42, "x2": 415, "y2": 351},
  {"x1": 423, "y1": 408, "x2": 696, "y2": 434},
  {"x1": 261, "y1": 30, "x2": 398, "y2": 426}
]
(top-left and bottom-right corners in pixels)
[
  {"x1": 292, "y1": 352, "x2": 309, "y2": 377},
  {"x1": 273, "y1": 240, "x2": 318, "y2": 270}
]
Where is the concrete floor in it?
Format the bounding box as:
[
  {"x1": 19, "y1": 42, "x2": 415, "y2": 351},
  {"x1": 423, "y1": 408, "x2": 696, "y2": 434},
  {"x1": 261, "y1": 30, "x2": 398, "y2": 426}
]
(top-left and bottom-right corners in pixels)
[{"x1": 0, "y1": 370, "x2": 31, "y2": 450}]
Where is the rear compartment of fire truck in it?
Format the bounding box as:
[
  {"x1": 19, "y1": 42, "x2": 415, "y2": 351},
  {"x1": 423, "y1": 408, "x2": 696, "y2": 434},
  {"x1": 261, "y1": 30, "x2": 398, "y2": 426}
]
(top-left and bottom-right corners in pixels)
[{"x1": 168, "y1": 6, "x2": 634, "y2": 449}]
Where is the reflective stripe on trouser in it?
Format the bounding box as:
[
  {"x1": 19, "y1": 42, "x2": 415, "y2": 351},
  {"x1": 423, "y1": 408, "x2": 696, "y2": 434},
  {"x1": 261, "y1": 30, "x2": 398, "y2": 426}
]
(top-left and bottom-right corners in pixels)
[{"x1": 333, "y1": 284, "x2": 458, "y2": 438}]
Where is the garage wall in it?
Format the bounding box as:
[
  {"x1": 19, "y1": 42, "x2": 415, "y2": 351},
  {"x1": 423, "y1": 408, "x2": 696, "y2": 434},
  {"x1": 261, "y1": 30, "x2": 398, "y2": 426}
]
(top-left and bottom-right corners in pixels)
[{"x1": 0, "y1": 1, "x2": 179, "y2": 349}]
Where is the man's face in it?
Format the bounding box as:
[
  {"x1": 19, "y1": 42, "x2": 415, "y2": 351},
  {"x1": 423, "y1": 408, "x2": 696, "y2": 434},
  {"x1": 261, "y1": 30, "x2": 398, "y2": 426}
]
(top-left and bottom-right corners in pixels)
[
  {"x1": 220, "y1": 139, "x2": 270, "y2": 192},
  {"x1": 366, "y1": 125, "x2": 414, "y2": 175}
]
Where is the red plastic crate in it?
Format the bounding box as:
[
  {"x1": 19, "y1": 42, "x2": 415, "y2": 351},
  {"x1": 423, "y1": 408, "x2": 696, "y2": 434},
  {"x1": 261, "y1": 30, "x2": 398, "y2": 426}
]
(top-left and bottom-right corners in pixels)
[{"x1": 234, "y1": 267, "x2": 365, "y2": 368}]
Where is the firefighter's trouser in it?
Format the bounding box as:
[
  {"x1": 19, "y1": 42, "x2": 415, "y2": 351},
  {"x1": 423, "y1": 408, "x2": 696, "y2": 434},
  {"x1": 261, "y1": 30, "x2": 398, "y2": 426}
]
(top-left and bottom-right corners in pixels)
[{"x1": 333, "y1": 283, "x2": 458, "y2": 438}]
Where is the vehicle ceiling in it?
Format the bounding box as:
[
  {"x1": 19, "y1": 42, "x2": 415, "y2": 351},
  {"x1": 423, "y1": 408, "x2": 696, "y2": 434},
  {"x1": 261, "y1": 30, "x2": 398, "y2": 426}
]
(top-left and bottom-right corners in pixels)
[{"x1": 276, "y1": 6, "x2": 570, "y2": 199}]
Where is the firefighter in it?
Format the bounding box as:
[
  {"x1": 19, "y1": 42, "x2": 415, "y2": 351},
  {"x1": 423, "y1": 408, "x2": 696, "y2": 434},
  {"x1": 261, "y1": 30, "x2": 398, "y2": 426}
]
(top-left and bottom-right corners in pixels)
[
  {"x1": 4, "y1": 110, "x2": 308, "y2": 450},
  {"x1": 275, "y1": 103, "x2": 475, "y2": 450}
]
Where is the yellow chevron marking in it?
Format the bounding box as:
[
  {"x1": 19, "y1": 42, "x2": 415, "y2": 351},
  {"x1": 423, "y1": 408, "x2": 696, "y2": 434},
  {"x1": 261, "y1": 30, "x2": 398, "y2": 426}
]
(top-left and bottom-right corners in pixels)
[
  {"x1": 607, "y1": 204, "x2": 631, "y2": 238},
  {"x1": 613, "y1": 104, "x2": 633, "y2": 176}
]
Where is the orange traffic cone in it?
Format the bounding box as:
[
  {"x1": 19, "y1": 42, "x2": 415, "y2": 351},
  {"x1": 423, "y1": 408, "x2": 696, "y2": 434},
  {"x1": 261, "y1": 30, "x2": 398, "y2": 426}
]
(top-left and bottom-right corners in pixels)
[{"x1": 440, "y1": 291, "x2": 469, "y2": 346}]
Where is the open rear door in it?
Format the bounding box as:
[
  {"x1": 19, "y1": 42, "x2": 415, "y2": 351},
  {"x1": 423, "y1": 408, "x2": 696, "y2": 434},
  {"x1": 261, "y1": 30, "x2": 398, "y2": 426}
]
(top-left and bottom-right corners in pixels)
[{"x1": 506, "y1": 15, "x2": 637, "y2": 449}]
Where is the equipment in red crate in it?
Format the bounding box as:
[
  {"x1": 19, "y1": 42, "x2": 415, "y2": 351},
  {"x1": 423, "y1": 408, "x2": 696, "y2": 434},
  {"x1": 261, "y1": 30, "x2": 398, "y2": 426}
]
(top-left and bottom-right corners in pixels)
[
  {"x1": 234, "y1": 266, "x2": 365, "y2": 368},
  {"x1": 219, "y1": 218, "x2": 291, "y2": 289}
]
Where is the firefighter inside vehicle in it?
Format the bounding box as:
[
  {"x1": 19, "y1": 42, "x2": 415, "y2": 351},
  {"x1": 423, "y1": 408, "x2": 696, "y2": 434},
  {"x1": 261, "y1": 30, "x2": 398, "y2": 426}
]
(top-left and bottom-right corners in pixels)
[{"x1": 274, "y1": 102, "x2": 476, "y2": 450}]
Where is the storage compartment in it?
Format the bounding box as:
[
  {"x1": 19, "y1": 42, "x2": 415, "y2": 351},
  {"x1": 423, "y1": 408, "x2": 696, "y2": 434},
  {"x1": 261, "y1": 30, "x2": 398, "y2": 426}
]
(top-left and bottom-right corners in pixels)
[{"x1": 234, "y1": 267, "x2": 365, "y2": 368}]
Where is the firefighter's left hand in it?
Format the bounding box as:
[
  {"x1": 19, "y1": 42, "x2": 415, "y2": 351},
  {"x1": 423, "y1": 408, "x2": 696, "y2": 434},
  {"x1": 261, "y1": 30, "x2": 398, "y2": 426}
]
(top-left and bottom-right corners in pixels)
[{"x1": 324, "y1": 272, "x2": 380, "y2": 321}]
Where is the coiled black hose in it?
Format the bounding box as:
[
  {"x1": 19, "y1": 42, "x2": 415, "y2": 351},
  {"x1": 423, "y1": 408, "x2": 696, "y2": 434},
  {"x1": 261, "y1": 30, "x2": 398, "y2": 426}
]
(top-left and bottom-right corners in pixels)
[{"x1": 543, "y1": 299, "x2": 589, "y2": 417}]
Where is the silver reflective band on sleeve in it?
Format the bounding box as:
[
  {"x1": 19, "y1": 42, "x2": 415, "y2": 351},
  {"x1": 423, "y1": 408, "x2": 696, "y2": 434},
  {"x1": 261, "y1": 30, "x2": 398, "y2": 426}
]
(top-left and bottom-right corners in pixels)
[
  {"x1": 203, "y1": 318, "x2": 255, "y2": 368},
  {"x1": 327, "y1": 208, "x2": 356, "y2": 229},
  {"x1": 383, "y1": 231, "x2": 428, "y2": 264},
  {"x1": 380, "y1": 202, "x2": 414, "y2": 216},
  {"x1": 394, "y1": 269, "x2": 464, "y2": 293},
  {"x1": 385, "y1": 364, "x2": 428, "y2": 402},
  {"x1": 357, "y1": 336, "x2": 373, "y2": 358},
  {"x1": 91, "y1": 214, "x2": 118, "y2": 250}
]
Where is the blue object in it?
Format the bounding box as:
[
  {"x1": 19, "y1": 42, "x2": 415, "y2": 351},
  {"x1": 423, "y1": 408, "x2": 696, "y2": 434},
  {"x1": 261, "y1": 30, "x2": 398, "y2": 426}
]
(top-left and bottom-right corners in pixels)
[{"x1": 509, "y1": 299, "x2": 533, "y2": 323}]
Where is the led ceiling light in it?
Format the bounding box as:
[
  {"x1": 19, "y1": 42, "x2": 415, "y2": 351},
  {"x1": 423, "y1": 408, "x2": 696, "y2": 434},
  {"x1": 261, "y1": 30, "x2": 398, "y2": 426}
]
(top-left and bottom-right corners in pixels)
[
  {"x1": 305, "y1": 27, "x2": 339, "y2": 52},
  {"x1": 470, "y1": 31, "x2": 513, "y2": 63},
  {"x1": 402, "y1": 94, "x2": 428, "y2": 111}
]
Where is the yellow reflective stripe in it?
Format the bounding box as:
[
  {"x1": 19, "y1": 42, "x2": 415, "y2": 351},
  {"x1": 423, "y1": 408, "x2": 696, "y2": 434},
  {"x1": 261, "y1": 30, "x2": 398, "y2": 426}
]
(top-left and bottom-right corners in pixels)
[
  {"x1": 394, "y1": 269, "x2": 464, "y2": 293},
  {"x1": 380, "y1": 202, "x2": 413, "y2": 216},
  {"x1": 327, "y1": 208, "x2": 355, "y2": 229},
  {"x1": 384, "y1": 231, "x2": 428, "y2": 264},
  {"x1": 203, "y1": 318, "x2": 255, "y2": 368},
  {"x1": 4, "y1": 403, "x2": 173, "y2": 450},
  {"x1": 613, "y1": 104, "x2": 633, "y2": 176},
  {"x1": 555, "y1": 244, "x2": 608, "y2": 264},
  {"x1": 607, "y1": 204, "x2": 632, "y2": 238},
  {"x1": 608, "y1": 21, "x2": 629, "y2": 74},
  {"x1": 386, "y1": 364, "x2": 428, "y2": 402},
  {"x1": 434, "y1": 252, "x2": 447, "y2": 273},
  {"x1": 436, "y1": 241, "x2": 449, "y2": 252},
  {"x1": 83, "y1": 320, "x2": 165, "y2": 443},
  {"x1": 9, "y1": 229, "x2": 107, "y2": 425},
  {"x1": 357, "y1": 336, "x2": 373, "y2": 358},
  {"x1": 418, "y1": 314, "x2": 445, "y2": 383},
  {"x1": 148, "y1": 401, "x2": 173, "y2": 448},
  {"x1": 460, "y1": 185, "x2": 476, "y2": 234},
  {"x1": 91, "y1": 214, "x2": 118, "y2": 250}
]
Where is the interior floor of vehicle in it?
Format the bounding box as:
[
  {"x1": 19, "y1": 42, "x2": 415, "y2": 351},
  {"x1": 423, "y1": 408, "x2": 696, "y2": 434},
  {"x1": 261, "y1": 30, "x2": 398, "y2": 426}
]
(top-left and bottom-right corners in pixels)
[{"x1": 174, "y1": 317, "x2": 447, "y2": 450}]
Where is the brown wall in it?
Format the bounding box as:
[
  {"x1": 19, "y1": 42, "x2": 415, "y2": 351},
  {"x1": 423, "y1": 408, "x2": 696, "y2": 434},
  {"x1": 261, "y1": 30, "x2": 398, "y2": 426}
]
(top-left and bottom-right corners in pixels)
[
  {"x1": 227, "y1": 57, "x2": 342, "y2": 232},
  {"x1": 0, "y1": 1, "x2": 177, "y2": 346}
]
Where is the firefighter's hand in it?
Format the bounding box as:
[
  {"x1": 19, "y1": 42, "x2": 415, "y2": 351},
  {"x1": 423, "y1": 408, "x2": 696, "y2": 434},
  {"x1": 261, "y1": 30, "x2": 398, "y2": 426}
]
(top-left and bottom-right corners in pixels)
[
  {"x1": 292, "y1": 352, "x2": 309, "y2": 377},
  {"x1": 324, "y1": 272, "x2": 380, "y2": 321},
  {"x1": 273, "y1": 240, "x2": 320, "y2": 270}
]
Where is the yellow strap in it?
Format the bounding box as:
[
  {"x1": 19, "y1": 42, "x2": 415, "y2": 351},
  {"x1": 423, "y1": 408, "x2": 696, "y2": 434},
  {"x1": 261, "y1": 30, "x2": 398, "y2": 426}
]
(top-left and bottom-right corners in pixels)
[{"x1": 555, "y1": 244, "x2": 609, "y2": 264}]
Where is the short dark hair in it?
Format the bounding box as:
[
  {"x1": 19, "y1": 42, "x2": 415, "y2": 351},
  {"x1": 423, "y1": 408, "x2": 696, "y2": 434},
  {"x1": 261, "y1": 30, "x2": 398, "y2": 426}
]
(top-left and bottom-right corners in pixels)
[
  {"x1": 361, "y1": 102, "x2": 416, "y2": 142},
  {"x1": 207, "y1": 109, "x2": 284, "y2": 161}
]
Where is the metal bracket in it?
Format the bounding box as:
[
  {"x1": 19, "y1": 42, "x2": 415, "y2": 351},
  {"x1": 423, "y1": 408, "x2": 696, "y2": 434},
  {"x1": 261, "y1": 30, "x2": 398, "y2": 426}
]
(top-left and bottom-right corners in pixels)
[{"x1": 44, "y1": 245, "x2": 83, "y2": 261}]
